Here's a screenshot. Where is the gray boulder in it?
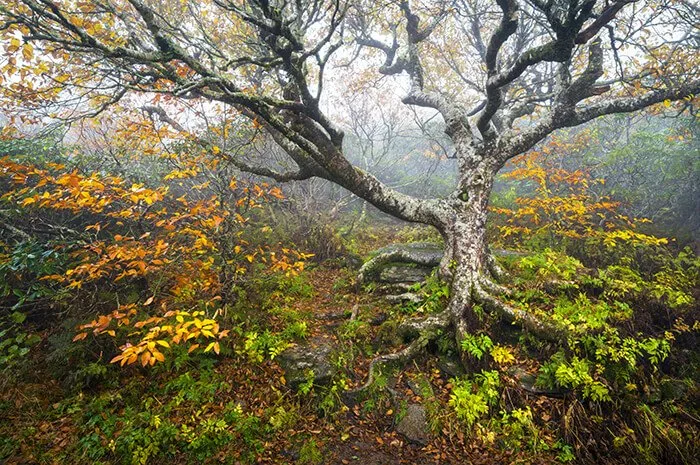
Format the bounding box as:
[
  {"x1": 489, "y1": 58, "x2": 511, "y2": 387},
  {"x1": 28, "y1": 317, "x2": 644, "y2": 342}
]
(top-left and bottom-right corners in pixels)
[
  {"x1": 277, "y1": 339, "x2": 335, "y2": 390},
  {"x1": 508, "y1": 366, "x2": 569, "y2": 397},
  {"x1": 379, "y1": 264, "x2": 433, "y2": 283},
  {"x1": 660, "y1": 378, "x2": 690, "y2": 401},
  {"x1": 396, "y1": 404, "x2": 430, "y2": 445},
  {"x1": 437, "y1": 353, "x2": 466, "y2": 378},
  {"x1": 359, "y1": 242, "x2": 443, "y2": 285}
]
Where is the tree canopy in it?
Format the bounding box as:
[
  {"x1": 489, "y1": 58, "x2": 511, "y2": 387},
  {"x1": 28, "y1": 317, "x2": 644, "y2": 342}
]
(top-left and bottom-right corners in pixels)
[{"x1": 1, "y1": 2, "x2": 700, "y2": 464}]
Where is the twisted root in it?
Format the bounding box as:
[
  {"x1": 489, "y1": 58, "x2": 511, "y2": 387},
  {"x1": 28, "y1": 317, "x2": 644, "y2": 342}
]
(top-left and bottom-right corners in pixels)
[
  {"x1": 352, "y1": 271, "x2": 567, "y2": 393},
  {"x1": 349, "y1": 310, "x2": 450, "y2": 394},
  {"x1": 473, "y1": 283, "x2": 567, "y2": 342}
]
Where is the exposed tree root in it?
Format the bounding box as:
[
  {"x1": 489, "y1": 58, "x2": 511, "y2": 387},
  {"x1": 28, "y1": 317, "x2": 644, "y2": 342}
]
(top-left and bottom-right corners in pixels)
[
  {"x1": 485, "y1": 251, "x2": 507, "y2": 281},
  {"x1": 353, "y1": 252, "x2": 568, "y2": 392},
  {"x1": 349, "y1": 311, "x2": 451, "y2": 395},
  {"x1": 478, "y1": 274, "x2": 513, "y2": 297},
  {"x1": 384, "y1": 292, "x2": 422, "y2": 304},
  {"x1": 473, "y1": 284, "x2": 567, "y2": 342},
  {"x1": 352, "y1": 337, "x2": 428, "y2": 394},
  {"x1": 357, "y1": 246, "x2": 442, "y2": 285}
]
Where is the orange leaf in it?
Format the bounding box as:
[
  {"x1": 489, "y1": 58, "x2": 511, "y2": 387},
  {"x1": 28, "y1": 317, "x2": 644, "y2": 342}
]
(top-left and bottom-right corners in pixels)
[{"x1": 152, "y1": 350, "x2": 165, "y2": 363}]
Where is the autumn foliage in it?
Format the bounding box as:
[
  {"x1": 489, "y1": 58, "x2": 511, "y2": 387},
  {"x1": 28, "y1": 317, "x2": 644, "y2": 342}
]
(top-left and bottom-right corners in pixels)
[
  {"x1": 0, "y1": 119, "x2": 310, "y2": 367},
  {"x1": 491, "y1": 132, "x2": 669, "y2": 251}
]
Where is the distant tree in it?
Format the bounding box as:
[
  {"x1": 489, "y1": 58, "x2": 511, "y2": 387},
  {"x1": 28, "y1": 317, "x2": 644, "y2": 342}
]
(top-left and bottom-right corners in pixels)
[
  {"x1": 1, "y1": 0, "x2": 698, "y2": 370},
  {"x1": 594, "y1": 117, "x2": 700, "y2": 241}
]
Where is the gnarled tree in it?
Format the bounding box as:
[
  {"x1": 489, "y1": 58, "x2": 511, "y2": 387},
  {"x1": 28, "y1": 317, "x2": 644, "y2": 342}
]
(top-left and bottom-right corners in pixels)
[{"x1": 1, "y1": 0, "x2": 698, "y2": 370}]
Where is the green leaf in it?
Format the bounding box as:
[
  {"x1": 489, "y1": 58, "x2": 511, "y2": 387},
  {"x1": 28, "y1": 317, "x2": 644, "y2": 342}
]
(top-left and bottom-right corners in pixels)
[{"x1": 10, "y1": 311, "x2": 26, "y2": 324}]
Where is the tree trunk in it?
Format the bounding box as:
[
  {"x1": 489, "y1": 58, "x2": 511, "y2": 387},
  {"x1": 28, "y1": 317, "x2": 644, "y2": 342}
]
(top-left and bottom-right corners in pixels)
[
  {"x1": 353, "y1": 155, "x2": 569, "y2": 392},
  {"x1": 439, "y1": 161, "x2": 495, "y2": 366}
]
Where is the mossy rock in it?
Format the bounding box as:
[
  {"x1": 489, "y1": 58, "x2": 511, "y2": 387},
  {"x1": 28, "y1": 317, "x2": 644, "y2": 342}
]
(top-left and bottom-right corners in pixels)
[
  {"x1": 277, "y1": 339, "x2": 336, "y2": 390},
  {"x1": 361, "y1": 242, "x2": 443, "y2": 285}
]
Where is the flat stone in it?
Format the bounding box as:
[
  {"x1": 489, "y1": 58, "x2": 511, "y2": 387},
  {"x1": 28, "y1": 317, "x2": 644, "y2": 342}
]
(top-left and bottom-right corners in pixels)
[
  {"x1": 373, "y1": 242, "x2": 444, "y2": 265},
  {"x1": 508, "y1": 366, "x2": 569, "y2": 397},
  {"x1": 379, "y1": 264, "x2": 432, "y2": 283},
  {"x1": 277, "y1": 338, "x2": 335, "y2": 390},
  {"x1": 660, "y1": 378, "x2": 690, "y2": 400},
  {"x1": 396, "y1": 404, "x2": 430, "y2": 445},
  {"x1": 437, "y1": 354, "x2": 465, "y2": 378}
]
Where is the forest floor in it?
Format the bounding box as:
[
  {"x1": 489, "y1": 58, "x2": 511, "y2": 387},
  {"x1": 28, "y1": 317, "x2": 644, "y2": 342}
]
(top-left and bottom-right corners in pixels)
[
  {"x1": 3, "y1": 218, "x2": 698, "y2": 465},
  {"x1": 1, "y1": 264, "x2": 568, "y2": 465}
]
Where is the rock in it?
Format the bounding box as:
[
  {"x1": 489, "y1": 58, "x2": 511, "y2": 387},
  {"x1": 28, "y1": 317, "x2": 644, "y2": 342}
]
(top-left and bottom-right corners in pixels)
[
  {"x1": 277, "y1": 339, "x2": 335, "y2": 390},
  {"x1": 406, "y1": 378, "x2": 426, "y2": 397},
  {"x1": 507, "y1": 366, "x2": 569, "y2": 398},
  {"x1": 437, "y1": 354, "x2": 465, "y2": 378},
  {"x1": 379, "y1": 264, "x2": 432, "y2": 283},
  {"x1": 385, "y1": 292, "x2": 423, "y2": 304},
  {"x1": 344, "y1": 253, "x2": 365, "y2": 270},
  {"x1": 396, "y1": 404, "x2": 430, "y2": 445},
  {"x1": 660, "y1": 378, "x2": 689, "y2": 400},
  {"x1": 369, "y1": 312, "x2": 389, "y2": 326},
  {"x1": 359, "y1": 242, "x2": 443, "y2": 285},
  {"x1": 374, "y1": 242, "x2": 444, "y2": 263}
]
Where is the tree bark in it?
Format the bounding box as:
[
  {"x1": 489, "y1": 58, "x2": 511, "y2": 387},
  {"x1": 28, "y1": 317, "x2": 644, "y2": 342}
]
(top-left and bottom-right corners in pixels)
[
  {"x1": 440, "y1": 150, "x2": 496, "y2": 365},
  {"x1": 430, "y1": 143, "x2": 565, "y2": 368}
]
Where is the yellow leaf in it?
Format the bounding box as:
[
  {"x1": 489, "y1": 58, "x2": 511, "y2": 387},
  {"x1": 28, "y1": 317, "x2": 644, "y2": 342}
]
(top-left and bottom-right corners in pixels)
[
  {"x1": 204, "y1": 342, "x2": 215, "y2": 353},
  {"x1": 188, "y1": 344, "x2": 200, "y2": 353},
  {"x1": 143, "y1": 295, "x2": 154, "y2": 306},
  {"x1": 201, "y1": 329, "x2": 215, "y2": 338},
  {"x1": 663, "y1": 99, "x2": 671, "y2": 108},
  {"x1": 22, "y1": 43, "x2": 33, "y2": 60},
  {"x1": 213, "y1": 342, "x2": 220, "y2": 354},
  {"x1": 156, "y1": 340, "x2": 170, "y2": 348},
  {"x1": 73, "y1": 332, "x2": 88, "y2": 341},
  {"x1": 152, "y1": 350, "x2": 165, "y2": 362}
]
